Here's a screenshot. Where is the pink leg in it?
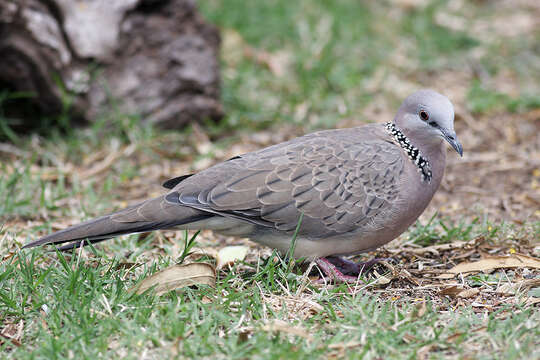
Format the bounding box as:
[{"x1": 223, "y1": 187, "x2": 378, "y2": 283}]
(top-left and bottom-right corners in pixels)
[
  {"x1": 315, "y1": 258, "x2": 362, "y2": 283},
  {"x1": 315, "y1": 256, "x2": 393, "y2": 283}
]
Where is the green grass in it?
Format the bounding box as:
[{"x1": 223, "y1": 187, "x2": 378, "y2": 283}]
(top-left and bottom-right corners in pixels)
[
  {"x1": 200, "y1": 0, "x2": 540, "y2": 133},
  {"x1": 467, "y1": 80, "x2": 540, "y2": 114},
  {"x1": 1, "y1": 244, "x2": 538, "y2": 359},
  {"x1": 1, "y1": 0, "x2": 540, "y2": 358}
]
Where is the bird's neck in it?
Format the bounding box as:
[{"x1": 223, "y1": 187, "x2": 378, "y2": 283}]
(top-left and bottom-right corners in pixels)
[{"x1": 385, "y1": 122, "x2": 432, "y2": 182}]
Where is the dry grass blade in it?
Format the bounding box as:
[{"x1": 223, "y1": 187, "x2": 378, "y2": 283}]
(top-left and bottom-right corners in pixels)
[
  {"x1": 391, "y1": 238, "x2": 480, "y2": 256},
  {"x1": 131, "y1": 263, "x2": 215, "y2": 296},
  {"x1": 438, "y1": 254, "x2": 540, "y2": 279},
  {"x1": 261, "y1": 319, "x2": 313, "y2": 340},
  {"x1": 80, "y1": 144, "x2": 136, "y2": 179},
  {"x1": 222, "y1": 29, "x2": 291, "y2": 77},
  {"x1": 496, "y1": 278, "x2": 540, "y2": 295}
]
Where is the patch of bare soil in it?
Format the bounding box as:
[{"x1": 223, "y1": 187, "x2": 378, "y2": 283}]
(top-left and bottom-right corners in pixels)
[{"x1": 435, "y1": 108, "x2": 540, "y2": 223}]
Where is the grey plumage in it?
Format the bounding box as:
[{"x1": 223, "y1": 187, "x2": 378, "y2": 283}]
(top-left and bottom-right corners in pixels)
[{"x1": 24, "y1": 90, "x2": 462, "y2": 261}]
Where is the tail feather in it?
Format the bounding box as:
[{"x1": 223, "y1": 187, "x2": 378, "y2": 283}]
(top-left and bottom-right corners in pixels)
[
  {"x1": 52, "y1": 219, "x2": 189, "y2": 252},
  {"x1": 23, "y1": 196, "x2": 212, "y2": 250}
]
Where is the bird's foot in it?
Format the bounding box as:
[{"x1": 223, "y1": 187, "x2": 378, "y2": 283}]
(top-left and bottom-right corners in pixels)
[
  {"x1": 314, "y1": 258, "x2": 361, "y2": 283},
  {"x1": 314, "y1": 256, "x2": 393, "y2": 284}
]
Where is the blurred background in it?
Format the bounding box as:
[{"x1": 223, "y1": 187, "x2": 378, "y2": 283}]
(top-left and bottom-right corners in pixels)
[
  {"x1": 0, "y1": 2, "x2": 539, "y2": 357},
  {"x1": 1, "y1": 0, "x2": 539, "y2": 242}
]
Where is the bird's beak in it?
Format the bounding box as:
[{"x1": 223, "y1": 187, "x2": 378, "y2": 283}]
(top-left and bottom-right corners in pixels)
[{"x1": 440, "y1": 129, "x2": 463, "y2": 157}]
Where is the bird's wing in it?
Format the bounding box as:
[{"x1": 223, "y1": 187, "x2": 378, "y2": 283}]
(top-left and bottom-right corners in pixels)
[{"x1": 166, "y1": 125, "x2": 405, "y2": 236}]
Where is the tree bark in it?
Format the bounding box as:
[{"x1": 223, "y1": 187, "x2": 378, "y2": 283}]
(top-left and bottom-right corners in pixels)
[{"x1": 0, "y1": 0, "x2": 222, "y2": 131}]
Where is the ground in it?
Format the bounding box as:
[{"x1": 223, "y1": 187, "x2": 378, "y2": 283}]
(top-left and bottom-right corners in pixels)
[{"x1": 0, "y1": 0, "x2": 539, "y2": 359}]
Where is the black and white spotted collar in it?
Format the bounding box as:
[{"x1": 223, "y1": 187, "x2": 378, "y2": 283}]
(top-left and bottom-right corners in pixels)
[{"x1": 385, "y1": 122, "x2": 432, "y2": 183}]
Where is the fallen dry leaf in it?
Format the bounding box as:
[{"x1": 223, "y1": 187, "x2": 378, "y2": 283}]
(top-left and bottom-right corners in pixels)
[
  {"x1": 438, "y1": 254, "x2": 540, "y2": 279},
  {"x1": 440, "y1": 286, "x2": 463, "y2": 297},
  {"x1": 440, "y1": 286, "x2": 480, "y2": 298},
  {"x1": 216, "y1": 245, "x2": 249, "y2": 270},
  {"x1": 131, "y1": 263, "x2": 215, "y2": 296},
  {"x1": 457, "y1": 288, "x2": 480, "y2": 299}
]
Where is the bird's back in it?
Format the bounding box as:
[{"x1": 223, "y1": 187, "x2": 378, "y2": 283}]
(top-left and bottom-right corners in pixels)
[{"x1": 165, "y1": 124, "x2": 407, "y2": 242}]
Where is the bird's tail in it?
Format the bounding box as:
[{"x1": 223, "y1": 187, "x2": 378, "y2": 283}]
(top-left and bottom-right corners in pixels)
[{"x1": 23, "y1": 196, "x2": 211, "y2": 251}]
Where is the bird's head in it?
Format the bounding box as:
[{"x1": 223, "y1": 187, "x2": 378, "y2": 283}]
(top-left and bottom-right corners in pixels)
[{"x1": 394, "y1": 89, "x2": 463, "y2": 156}]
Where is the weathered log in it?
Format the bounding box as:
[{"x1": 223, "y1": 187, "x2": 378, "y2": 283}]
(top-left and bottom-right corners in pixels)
[{"x1": 0, "y1": 0, "x2": 222, "y2": 131}]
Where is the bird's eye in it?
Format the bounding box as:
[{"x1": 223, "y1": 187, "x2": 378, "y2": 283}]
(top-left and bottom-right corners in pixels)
[{"x1": 419, "y1": 110, "x2": 429, "y2": 121}]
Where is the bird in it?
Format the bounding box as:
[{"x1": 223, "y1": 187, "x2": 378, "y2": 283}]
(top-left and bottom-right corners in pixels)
[{"x1": 24, "y1": 89, "x2": 463, "y2": 282}]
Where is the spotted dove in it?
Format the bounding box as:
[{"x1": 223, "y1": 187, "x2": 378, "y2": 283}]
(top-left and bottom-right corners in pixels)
[{"x1": 24, "y1": 90, "x2": 463, "y2": 281}]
